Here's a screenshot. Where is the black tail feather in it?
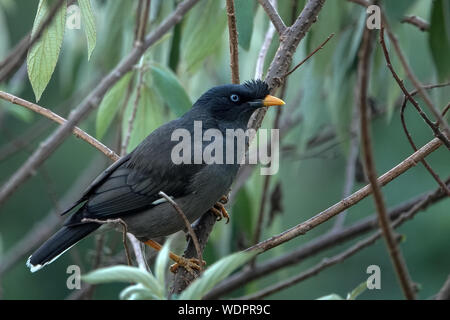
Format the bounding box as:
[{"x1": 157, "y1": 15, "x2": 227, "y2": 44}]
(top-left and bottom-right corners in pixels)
[{"x1": 27, "y1": 222, "x2": 100, "y2": 272}]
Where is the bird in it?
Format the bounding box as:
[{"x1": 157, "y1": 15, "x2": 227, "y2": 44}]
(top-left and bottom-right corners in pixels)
[{"x1": 27, "y1": 79, "x2": 285, "y2": 273}]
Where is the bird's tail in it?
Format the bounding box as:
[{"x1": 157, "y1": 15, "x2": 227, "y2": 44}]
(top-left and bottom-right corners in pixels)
[{"x1": 27, "y1": 222, "x2": 100, "y2": 272}]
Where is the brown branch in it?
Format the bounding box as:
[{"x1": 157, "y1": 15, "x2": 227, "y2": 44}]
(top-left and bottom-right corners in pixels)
[
  {"x1": 358, "y1": 26, "x2": 415, "y2": 300},
  {"x1": 246, "y1": 137, "x2": 443, "y2": 253},
  {"x1": 257, "y1": 0, "x2": 287, "y2": 35},
  {"x1": 158, "y1": 191, "x2": 203, "y2": 267},
  {"x1": 401, "y1": 15, "x2": 429, "y2": 32},
  {"x1": 205, "y1": 180, "x2": 449, "y2": 298},
  {"x1": 226, "y1": 0, "x2": 240, "y2": 84},
  {"x1": 0, "y1": 0, "x2": 201, "y2": 208},
  {"x1": 81, "y1": 218, "x2": 132, "y2": 266},
  {"x1": 284, "y1": 32, "x2": 335, "y2": 78},
  {"x1": 135, "y1": 0, "x2": 151, "y2": 45},
  {"x1": 0, "y1": 91, "x2": 119, "y2": 162}
]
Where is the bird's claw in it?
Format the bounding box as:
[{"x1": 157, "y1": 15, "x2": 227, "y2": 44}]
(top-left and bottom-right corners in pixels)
[
  {"x1": 170, "y1": 257, "x2": 206, "y2": 275},
  {"x1": 210, "y1": 200, "x2": 230, "y2": 224}
]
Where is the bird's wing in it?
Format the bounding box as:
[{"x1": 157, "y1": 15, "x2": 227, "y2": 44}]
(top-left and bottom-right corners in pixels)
[{"x1": 60, "y1": 153, "x2": 133, "y2": 216}]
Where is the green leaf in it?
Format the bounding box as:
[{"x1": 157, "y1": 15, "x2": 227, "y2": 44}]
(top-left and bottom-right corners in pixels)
[
  {"x1": 235, "y1": 0, "x2": 255, "y2": 50},
  {"x1": 120, "y1": 284, "x2": 162, "y2": 300},
  {"x1": 78, "y1": 0, "x2": 96, "y2": 60},
  {"x1": 346, "y1": 282, "x2": 367, "y2": 300},
  {"x1": 150, "y1": 63, "x2": 191, "y2": 117},
  {"x1": 181, "y1": 0, "x2": 227, "y2": 72},
  {"x1": 155, "y1": 238, "x2": 171, "y2": 293},
  {"x1": 178, "y1": 250, "x2": 258, "y2": 300},
  {"x1": 82, "y1": 265, "x2": 162, "y2": 296},
  {"x1": 96, "y1": 72, "x2": 133, "y2": 139},
  {"x1": 27, "y1": 0, "x2": 67, "y2": 101},
  {"x1": 124, "y1": 85, "x2": 165, "y2": 153},
  {"x1": 429, "y1": 0, "x2": 450, "y2": 81},
  {"x1": 232, "y1": 188, "x2": 254, "y2": 240},
  {"x1": 317, "y1": 293, "x2": 344, "y2": 300}
]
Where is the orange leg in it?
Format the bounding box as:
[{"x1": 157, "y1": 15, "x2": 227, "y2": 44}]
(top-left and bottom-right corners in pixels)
[
  {"x1": 210, "y1": 195, "x2": 230, "y2": 223},
  {"x1": 143, "y1": 240, "x2": 205, "y2": 274}
]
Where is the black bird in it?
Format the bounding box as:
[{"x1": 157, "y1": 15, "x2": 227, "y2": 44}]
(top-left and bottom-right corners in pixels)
[{"x1": 27, "y1": 79, "x2": 284, "y2": 272}]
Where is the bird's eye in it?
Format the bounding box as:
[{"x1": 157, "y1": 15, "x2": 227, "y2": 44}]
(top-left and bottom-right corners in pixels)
[{"x1": 230, "y1": 94, "x2": 240, "y2": 103}]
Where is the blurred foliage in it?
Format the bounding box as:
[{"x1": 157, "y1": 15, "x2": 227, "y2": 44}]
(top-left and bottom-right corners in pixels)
[{"x1": 0, "y1": 0, "x2": 449, "y2": 300}]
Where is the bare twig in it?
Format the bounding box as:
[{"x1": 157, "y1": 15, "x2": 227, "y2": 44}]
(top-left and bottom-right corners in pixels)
[
  {"x1": 135, "y1": 0, "x2": 151, "y2": 46},
  {"x1": 205, "y1": 180, "x2": 449, "y2": 298},
  {"x1": 257, "y1": 0, "x2": 286, "y2": 35},
  {"x1": 0, "y1": 0, "x2": 201, "y2": 208},
  {"x1": 82, "y1": 218, "x2": 132, "y2": 266},
  {"x1": 0, "y1": 91, "x2": 119, "y2": 161},
  {"x1": 246, "y1": 137, "x2": 443, "y2": 253},
  {"x1": 284, "y1": 32, "x2": 335, "y2": 78},
  {"x1": 226, "y1": 0, "x2": 240, "y2": 84},
  {"x1": 127, "y1": 233, "x2": 147, "y2": 270},
  {"x1": 158, "y1": 191, "x2": 202, "y2": 267},
  {"x1": 401, "y1": 15, "x2": 429, "y2": 32}
]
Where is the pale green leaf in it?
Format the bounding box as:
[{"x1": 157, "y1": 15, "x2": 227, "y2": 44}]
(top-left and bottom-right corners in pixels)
[
  {"x1": 346, "y1": 282, "x2": 367, "y2": 300},
  {"x1": 82, "y1": 265, "x2": 164, "y2": 298},
  {"x1": 181, "y1": 0, "x2": 227, "y2": 72},
  {"x1": 27, "y1": 0, "x2": 67, "y2": 101},
  {"x1": 178, "y1": 250, "x2": 258, "y2": 300},
  {"x1": 78, "y1": 0, "x2": 96, "y2": 60},
  {"x1": 120, "y1": 284, "x2": 162, "y2": 300},
  {"x1": 155, "y1": 238, "x2": 172, "y2": 292},
  {"x1": 96, "y1": 72, "x2": 133, "y2": 139},
  {"x1": 150, "y1": 63, "x2": 191, "y2": 117},
  {"x1": 317, "y1": 293, "x2": 344, "y2": 300}
]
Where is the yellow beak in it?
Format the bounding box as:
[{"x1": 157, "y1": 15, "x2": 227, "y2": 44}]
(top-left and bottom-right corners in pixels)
[{"x1": 263, "y1": 95, "x2": 285, "y2": 107}]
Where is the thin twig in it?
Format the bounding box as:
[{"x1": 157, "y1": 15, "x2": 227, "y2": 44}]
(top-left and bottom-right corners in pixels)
[
  {"x1": 246, "y1": 137, "x2": 443, "y2": 253},
  {"x1": 401, "y1": 15, "x2": 429, "y2": 32},
  {"x1": 358, "y1": 26, "x2": 415, "y2": 299},
  {"x1": 254, "y1": 0, "x2": 277, "y2": 80},
  {"x1": 81, "y1": 218, "x2": 132, "y2": 266},
  {"x1": 226, "y1": 0, "x2": 240, "y2": 84},
  {"x1": 0, "y1": 0, "x2": 201, "y2": 208},
  {"x1": 135, "y1": 0, "x2": 151, "y2": 46},
  {"x1": 205, "y1": 180, "x2": 449, "y2": 298},
  {"x1": 0, "y1": 91, "x2": 119, "y2": 161},
  {"x1": 127, "y1": 233, "x2": 147, "y2": 270},
  {"x1": 257, "y1": 0, "x2": 286, "y2": 35},
  {"x1": 436, "y1": 275, "x2": 450, "y2": 300},
  {"x1": 284, "y1": 32, "x2": 335, "y2": 78},
  {"x1": 158, "y1": 191, "x2": 203, "y2": 267}
]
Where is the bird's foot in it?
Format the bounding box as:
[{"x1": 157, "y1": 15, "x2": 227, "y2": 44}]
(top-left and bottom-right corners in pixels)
[
  {"x1": 169, "y1": 256, "x2": 206, "y2": 275},
  {"x1": 210, "y1": 199, "x2": 230, "y2": 224}
]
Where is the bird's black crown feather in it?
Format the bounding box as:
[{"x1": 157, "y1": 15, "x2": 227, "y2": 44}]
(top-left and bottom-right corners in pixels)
[{"x1": 242, "y1": 79, "x2": 270, "y2": 99}]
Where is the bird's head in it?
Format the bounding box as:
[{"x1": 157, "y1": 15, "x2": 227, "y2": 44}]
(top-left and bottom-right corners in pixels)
[{"x1": 192, "y1": 80, "x2": 285, "y2": 125}]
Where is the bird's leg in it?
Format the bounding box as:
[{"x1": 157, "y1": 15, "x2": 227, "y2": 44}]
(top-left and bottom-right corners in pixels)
[
  {"x1": 210, "y1": 195, "x2": 230, "y2": 223},
  {"x1": 143, "y1": 239, "x2": 205, "y2": 275}
]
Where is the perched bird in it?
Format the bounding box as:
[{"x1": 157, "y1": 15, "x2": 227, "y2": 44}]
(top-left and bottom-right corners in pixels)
[{"x1": 27, "y1": 79, "x2": 284, "y2": 273}]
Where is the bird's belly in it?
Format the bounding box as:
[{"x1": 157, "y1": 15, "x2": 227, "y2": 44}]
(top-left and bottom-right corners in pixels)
[{"x1": 122, "y1": 164, "x2": 237, "y2": 240}]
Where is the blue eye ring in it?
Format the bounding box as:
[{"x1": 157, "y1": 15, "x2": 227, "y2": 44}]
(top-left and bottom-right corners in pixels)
[{"x1": 230, "y1": 94, "x2": 240, "y2": 103}]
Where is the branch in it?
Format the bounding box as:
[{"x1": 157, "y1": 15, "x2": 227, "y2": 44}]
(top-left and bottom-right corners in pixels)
[
  {"x1": 226, "y1": 0, "x2": 240, "y2": 84},
  {"x1": 0, "y1": 0, "x2": 201, "y2": 208},
  {"x1": 246, "y1": 137, "x2": 443, "y2": 253},
  {"x1": 358, "y1": 26, "x2": 415, "y2": 299},
  {"x1": 158, "y1": 191, "x2": 203, "y2": 267},
  {"x1": 436, "y1": 275, "x2": 450, "y2": 300},
  {"x1": 254, "y1": 0, "x2": 277, "y2": 79},
  {"x1": 401, "y1": 15, "x2": 429, "y2": 32},
  {"x1": 257, "y1": 0, "x2": 287, "y2": 35},
  {"x1": 0, "y1": 91, "x2": 119, "y2": 161}
]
